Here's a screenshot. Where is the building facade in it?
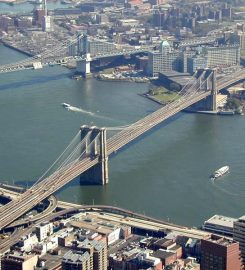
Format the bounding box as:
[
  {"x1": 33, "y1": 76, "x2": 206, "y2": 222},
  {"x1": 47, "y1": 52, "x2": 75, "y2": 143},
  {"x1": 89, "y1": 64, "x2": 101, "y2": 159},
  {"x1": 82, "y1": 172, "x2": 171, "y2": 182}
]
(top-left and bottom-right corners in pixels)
[
  {"x1": 234, "y1": 215, "x2": 245, "y2": 266},
  {"x1": 147, "y1": 40, "x2": 180, "y2": 77},
  {"x1": 204, "y1": 45, "x2": 240, "y2": 68},
  {"x1": 201, "y1": 235, "x2": 242, "y2": 270}
]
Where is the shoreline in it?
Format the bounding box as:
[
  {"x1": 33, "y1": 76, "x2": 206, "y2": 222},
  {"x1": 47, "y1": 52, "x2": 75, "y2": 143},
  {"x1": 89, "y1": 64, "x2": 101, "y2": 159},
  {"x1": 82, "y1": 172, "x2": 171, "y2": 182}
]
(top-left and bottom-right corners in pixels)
[{"x1": 1, "y1": 40, "x2": 34, "y2": 57}]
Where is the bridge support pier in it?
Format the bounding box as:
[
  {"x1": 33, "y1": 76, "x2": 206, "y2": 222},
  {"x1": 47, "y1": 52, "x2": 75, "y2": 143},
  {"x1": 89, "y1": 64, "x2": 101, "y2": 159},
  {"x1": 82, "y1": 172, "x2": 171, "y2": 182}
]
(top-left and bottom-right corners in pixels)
[
  {"x1": 76, "y1": 53, "x2": 91, "y2": 78},
  {"x1": 80, "y1": 126, "x2": 108, "y2": 185}
]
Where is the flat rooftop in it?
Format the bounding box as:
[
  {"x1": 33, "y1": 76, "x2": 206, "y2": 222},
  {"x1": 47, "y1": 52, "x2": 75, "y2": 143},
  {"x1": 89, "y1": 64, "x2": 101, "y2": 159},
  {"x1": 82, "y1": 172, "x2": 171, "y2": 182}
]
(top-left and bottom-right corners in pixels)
[{"x1": 204, "y1": 215, "x2": 237, "y2": 228}]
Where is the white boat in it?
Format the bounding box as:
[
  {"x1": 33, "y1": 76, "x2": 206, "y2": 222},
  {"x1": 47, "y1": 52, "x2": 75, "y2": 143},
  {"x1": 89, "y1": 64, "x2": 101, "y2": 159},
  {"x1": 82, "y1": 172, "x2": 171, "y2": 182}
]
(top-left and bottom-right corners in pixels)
[
  {"x1": 210, "y1": 166, "x2": 229, "y2": 180},
  {"x1": 61, "y1": 103, "x2": 71, "y2": 108}
]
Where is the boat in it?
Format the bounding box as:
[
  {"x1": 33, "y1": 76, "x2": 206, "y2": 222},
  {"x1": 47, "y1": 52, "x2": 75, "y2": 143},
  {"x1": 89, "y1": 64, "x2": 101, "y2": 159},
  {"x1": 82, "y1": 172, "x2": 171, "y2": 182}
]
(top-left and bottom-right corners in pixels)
[
  {"x1": 61, "y1": 103, "x2": 71, "y2": 108},
  {"x1": 210, "y1": 166, "x2": 229, "y2": 180}
]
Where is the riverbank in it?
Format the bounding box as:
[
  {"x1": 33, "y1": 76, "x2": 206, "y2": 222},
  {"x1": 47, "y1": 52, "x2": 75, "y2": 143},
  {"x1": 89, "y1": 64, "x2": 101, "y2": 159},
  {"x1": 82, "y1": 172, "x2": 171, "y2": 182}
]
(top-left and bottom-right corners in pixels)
[
  {"x1": 96, "y1": 72, "x2": 150, "y2": 83},
  {"x1": 1, "y1": 40, "x2": 34, "y2": 57}
]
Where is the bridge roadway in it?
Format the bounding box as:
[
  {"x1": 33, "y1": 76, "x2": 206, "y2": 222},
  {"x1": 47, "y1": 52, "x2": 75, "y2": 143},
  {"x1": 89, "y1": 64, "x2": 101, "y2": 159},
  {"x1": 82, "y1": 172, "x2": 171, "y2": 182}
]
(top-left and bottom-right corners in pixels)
[{"x1": 0, "y1": 71, "x2": 244, "y2": 230}]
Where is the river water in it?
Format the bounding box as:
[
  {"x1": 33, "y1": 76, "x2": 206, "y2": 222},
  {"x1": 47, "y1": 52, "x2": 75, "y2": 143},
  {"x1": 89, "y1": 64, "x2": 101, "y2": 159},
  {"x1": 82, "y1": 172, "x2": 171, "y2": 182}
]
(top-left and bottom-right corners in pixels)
[
  {"x1": 0, "y1": 42, "x2": 245, "y2": 227},
  {"x1": 0, "y1": 0, "x2": 65, "y2": 14}
]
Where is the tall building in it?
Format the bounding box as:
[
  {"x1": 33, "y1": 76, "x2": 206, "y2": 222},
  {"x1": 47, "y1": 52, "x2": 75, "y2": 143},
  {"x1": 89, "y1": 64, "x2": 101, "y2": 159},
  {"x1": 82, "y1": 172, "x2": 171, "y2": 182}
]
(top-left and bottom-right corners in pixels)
[
  {"x1": 147, "y1": 40, "x2": 180, "y2": 77},
  {"x1": 152, "y1": 9, "x2": 167, "y2": 28},
  {"x1": 187, "y1": 55, "x2": 207, "y2": 74},
  {"x1": 201, "y1": 235, "x2": 242, "y2": 270},
  {"x1": 36, "y1": 221, "x2": 53, "y2": 242},
  {"x1": 234, "y1": 215, "x2": 245, "y2": 265},
  {"x1": 42, "y1": 15, "x2": 52, "y2": 32},
  {"x1": 34, "y1": 8, "x2": 45, "y2": 26},
  {"x1": 236, "y1": 24, "x2": 245, "y2": 53},
  {"x1": 204, "y1": 45, "x2": 240, "y2": 68},
  {"x1": 76, "y1": 239, "x2": 107, "y2": 270}
]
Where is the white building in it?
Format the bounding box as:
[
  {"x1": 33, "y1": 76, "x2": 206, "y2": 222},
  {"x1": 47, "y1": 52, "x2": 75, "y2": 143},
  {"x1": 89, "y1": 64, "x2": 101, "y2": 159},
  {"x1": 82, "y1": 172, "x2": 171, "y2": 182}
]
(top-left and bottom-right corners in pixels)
[
  {"x1": 33, "y1": 236, "x2": 58, "y2": 256},
  {"x1": 18, "y1": 233, "x2": 39, "y2": 252},
  {"x1": 36, "y1": 221, "x2": 53, "y2": 241},
  {"x1": 41, "y1": 15, "x2": 53, "y2": 32},
  {"x1": 147, "y1": 40, "x2": 180, "y2": 77}
]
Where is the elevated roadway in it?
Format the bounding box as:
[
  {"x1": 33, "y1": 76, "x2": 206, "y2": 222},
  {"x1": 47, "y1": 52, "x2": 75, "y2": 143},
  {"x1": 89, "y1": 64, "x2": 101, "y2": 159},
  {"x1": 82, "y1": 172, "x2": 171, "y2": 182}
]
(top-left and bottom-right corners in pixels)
[{"x1": 6, "y1": 195, "x2": 57, "y2": 229}]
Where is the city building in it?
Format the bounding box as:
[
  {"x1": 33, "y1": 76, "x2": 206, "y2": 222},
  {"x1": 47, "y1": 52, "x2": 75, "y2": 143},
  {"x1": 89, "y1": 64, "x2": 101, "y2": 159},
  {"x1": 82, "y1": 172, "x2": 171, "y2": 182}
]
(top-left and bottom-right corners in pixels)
[
  {"x1": 1, "y1": 253, "x2": 38, "y2": 270},
  {"x1": 201, "y1": 235, "x2": 242, "y2": 270},
  {"x1": 147, "y1": 40, "x2": 180, "y2": 77},
  {"x1": 41, "y1": 15, "x2": 53, "y2": 32},
  {"x1": 17, "y1": 233, "x2": 39, "y2": 252},
  {"x1": 109, "y1": 249, "x2": 162, "y2": 270},
  {"x1": 236, "y1": 23, "x2": 245, "y2": 53},
  {"x1": 62, "y1": 250, "x2": 92, "y2": 270},
  {"x1": 187, "y1": 55, "x2": 207, "y2": 74},
  {"x1": 204, "y1": 45, "x2": 240, "y2": 68},
  {"x1": 202, "y1": 215, "x2": 237, "y2": 237},
  {"x1": 34, "y1": 8, "x2": 45, "y2": 26},
  {"x1": 75, "y1": 239, "x2": 108, "y2": 270},
  {"x1": 36, "y1": 221, "x2": 54, "y2": 242},
  {"x1": 234, "y1": 215, "x2": 245, "y2": 265}
]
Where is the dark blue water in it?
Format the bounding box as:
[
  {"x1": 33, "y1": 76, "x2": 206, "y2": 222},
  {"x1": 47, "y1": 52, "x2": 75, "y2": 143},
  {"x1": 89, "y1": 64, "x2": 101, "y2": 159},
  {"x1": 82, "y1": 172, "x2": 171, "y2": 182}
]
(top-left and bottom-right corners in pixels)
[{"x1": 0, "y1": 44, "x2": 245, "y2": 227}]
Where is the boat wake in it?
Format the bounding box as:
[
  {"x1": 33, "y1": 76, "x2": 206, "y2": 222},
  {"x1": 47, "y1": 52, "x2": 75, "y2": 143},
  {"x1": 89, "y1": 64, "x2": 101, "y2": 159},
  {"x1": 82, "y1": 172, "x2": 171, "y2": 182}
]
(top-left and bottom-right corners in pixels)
[
  {"x1": 61, "y1": 103, "x2": 113, "y2": 120},
  {"x1": 67, "y1": 106, "x2": 95, "y2": 115}
]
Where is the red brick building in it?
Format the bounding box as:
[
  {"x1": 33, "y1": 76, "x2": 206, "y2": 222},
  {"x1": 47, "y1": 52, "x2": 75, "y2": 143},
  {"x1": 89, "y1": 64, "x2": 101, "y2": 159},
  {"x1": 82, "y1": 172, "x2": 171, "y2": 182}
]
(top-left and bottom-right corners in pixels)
[{"x1": 201, "y1": 235, "x2": 243, "y2": 270}]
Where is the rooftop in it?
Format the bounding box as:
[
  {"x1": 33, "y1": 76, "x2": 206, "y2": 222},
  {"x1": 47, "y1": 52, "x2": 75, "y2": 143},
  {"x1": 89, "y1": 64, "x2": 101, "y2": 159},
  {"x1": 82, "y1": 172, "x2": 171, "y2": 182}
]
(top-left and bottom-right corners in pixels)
[
  {"x1": 63, "y1": 250, "x2": 90, "y2": 263},
  {"x1": 204, "y1": 215, "x2": 237, "y2": 228}
]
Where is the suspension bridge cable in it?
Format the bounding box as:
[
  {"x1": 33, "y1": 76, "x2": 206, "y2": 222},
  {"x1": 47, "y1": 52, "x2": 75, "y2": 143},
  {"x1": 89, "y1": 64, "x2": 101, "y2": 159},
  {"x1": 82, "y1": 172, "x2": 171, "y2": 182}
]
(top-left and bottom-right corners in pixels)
[{"x1": 32, "y1": 131, "x2": 81, "y2": 187}]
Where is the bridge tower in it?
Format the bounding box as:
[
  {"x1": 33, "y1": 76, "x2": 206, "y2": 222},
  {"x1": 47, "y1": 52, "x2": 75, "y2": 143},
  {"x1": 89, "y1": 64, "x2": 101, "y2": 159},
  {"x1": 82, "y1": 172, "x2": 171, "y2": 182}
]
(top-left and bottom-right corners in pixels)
[
  {"x1": 192, "y1": 69, "x2": 218, "y2": 111},
  {"x1": 77, "y1": 34, "x2": 89, "y2": 55},
  {"x1": 210, "y1": 69, "x2": 217, "y2": 111},
  {"x1": 80, "y1": 125, "x2": 109, "y2": 185},
  {"x1": 76, "y1": 54, "x2": 91, "y2": 78},
  {"x1": 203, "y1": 69, "x2": 217, "y2": 111}
]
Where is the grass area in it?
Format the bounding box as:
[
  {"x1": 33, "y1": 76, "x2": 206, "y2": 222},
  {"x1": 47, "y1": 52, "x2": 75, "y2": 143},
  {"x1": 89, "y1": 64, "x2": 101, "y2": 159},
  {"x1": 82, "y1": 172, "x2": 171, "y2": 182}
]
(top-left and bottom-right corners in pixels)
[
  {"x1": 149, "y1": 88, "x2": 180, "y2": 104},
  {"x1": 241, "y1": 51, "x2": 245, "y2": 57}
]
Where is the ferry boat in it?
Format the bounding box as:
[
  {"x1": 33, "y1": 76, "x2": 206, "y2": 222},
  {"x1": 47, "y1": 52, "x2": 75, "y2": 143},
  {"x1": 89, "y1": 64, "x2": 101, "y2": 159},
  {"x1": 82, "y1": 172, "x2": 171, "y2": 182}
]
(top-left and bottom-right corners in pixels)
[
  {"x1": 210, "y1": 166, "x2": 229, "y2": 180},
  {"x1": 61, "y1": 103, "x2": 71, "y2": 108}
]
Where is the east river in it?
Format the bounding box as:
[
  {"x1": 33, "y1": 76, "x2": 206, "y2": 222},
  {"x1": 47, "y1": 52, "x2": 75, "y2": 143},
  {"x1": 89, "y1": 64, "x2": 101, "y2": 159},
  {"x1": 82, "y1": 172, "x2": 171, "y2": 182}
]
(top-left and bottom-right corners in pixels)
[{"x1": 0, "y1": 42, "x2": 245, "y2": 227}]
